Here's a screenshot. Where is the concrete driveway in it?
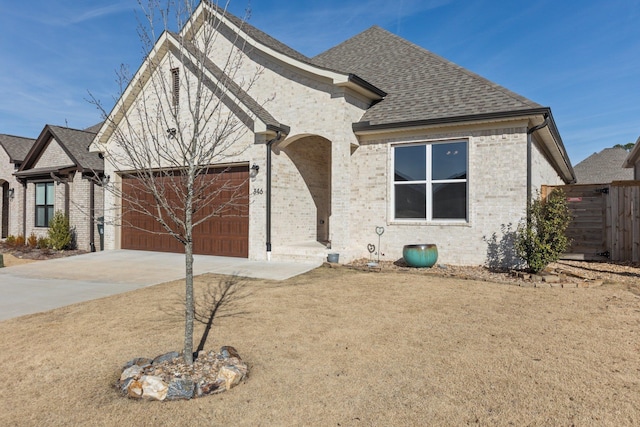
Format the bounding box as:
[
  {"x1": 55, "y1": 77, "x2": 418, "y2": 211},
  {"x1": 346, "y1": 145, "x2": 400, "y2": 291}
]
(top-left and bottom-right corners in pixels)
[{"x1": 0, "y1": 250, "x2": 321, "y2": 321}]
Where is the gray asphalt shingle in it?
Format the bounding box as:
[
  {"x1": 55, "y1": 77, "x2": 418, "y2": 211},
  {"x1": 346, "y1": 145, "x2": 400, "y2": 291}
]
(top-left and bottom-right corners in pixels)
[
  {"x1": 0, "y1": 134, "x2": 36, "y2": 163},
  {"x1": 573, "y1": 147, "x2": 633, "y2": 184},
  {"x1": 312, "y1": 26, "x2": 542, "y2": 126},
  {"x1": 47, "y1": 126, "x2": 104, "y2": 172}
]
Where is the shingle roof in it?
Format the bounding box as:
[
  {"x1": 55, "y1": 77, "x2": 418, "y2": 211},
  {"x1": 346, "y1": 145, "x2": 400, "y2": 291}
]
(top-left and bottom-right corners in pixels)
[
  {"x1": 573, "y1": 147, "x2": 633, "y2": 184},
  {"x1": 84, "y1": 122, "x2": 104, "y2": 133},
  {"x1": 312, "y1": 26, "x2": 542, "y2": 126},
  {"x1": 0, "y1": 134, "x2": 36, "y2": 163},
  {"x1": 219, "y1": 6, "x2": 312, "y2": 65},
  {"x1": 47, "y1": 125, "x2": 104, "y2": 172}
]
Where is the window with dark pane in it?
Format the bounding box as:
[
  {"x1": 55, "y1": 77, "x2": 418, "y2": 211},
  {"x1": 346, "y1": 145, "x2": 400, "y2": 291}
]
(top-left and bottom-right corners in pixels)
[
  {"x1": 35, "y1": 182, "x2": 54, "y2": 227},
  {"x1": 393, "y1": 141, "x2": 468, "y2": 221}
]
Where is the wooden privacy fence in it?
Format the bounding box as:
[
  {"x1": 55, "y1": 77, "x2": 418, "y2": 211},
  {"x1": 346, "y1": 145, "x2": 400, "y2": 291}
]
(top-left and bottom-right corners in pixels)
[{"x1": 542, "y1": 181, "x2": 640, "y2": 262}]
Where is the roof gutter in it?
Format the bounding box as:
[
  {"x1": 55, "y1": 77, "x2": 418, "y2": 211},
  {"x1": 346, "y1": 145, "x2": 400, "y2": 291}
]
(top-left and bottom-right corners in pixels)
[
  {"x1": 527, "y1": 114, "x2": 550, "y2": 212},
  {"x1": 347, "y1": 74, "x2": 387, "y2": 98},
  {"x1": 352, "y1": 108, "x2": 554, "y2": 133},
  {"x1": 354, "y1": 107, "x2": 576, "y2": 184}
]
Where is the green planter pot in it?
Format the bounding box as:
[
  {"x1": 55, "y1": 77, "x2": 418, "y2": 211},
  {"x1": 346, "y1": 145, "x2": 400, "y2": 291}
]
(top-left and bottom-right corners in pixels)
[{"x1": 403, "y1": 244, "x2": 438, "y2": 268}]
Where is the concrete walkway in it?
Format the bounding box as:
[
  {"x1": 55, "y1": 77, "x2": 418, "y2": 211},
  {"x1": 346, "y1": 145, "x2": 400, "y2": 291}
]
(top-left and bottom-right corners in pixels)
[{"x1": 0, "y1": 250, "x2": 321, "y2": 321}]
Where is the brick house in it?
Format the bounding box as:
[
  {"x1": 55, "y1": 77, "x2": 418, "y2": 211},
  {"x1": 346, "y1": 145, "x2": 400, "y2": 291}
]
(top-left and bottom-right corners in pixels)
[
  {"x1": 14, "y1": 124, "x2": 104, "y2": 251},
  {"x1": 623, "y1": 136, "x2": 640, "y2": 179},
  {"x1": 90, "y1": 2, "x2": 575, "y2": 266},
  {"x1": 0, "y1": 134, "x2": 36, "y2": 238}
]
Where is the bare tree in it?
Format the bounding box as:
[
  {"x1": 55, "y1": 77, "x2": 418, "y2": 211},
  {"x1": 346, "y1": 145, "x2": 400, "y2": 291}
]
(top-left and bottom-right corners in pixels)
[{"x1": 90, "y1": 0, "x2": 261, "y2": 364}]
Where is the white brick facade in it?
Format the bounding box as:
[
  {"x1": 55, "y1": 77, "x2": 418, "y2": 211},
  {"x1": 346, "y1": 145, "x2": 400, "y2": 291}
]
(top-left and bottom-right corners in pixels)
[
  {"x1": 92, "y1": 4, "x2": 573, "y2": 267},
  {"x1": 0, "y1": 149, "x2": 25, "y2": 238}
]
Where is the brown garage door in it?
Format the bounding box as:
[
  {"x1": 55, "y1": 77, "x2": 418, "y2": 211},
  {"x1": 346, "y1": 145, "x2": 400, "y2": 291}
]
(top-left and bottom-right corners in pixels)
[{"x1": 121, "y1": 166, "x2": 249, "y2": 257}]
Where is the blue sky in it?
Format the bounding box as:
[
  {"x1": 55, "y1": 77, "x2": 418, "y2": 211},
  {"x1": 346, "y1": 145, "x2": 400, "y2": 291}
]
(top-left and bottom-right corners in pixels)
[{"x1": 1, "y1": 0, "x2": 638, "y2": 164}]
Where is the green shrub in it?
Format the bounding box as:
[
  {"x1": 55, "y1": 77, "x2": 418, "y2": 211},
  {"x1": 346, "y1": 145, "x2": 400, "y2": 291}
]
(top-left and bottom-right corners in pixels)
[
  {"x1": 5, "y1": 235, "x2": 16, "y2": 247},
  {"x1": 14, "y1": 234, "x2": 25, "y2": 247},
  {"x1": 48, "y1": 211, "x2": 73, "y2": 251},
  {"x1": 37, "y1": 237, "x2": 50, "y2": 249},
  {"x1": 516, "y1": 189, "x2": 572, "y2": 273},
  {"x1": 27, "y1": 233, "x2": 38, "y2": 248}
]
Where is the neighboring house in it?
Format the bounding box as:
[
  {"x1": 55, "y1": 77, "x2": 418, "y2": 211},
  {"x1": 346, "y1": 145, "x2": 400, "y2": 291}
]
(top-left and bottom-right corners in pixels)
[
  {"x1": 90, "y1": 2, "x2": 575, "y2": 266},
  {"x1": 573, "y1": 147, "x2": 634, "y2": 184},
  {"x1": 623, "y1": 136, "x2": 640, "y2": 179},
  {"x1": 15, "y1": 124, "x2": 104, "y2": 251},
  {"x1": 0, "y1": 134, "x2": 36, "y2": 238}
]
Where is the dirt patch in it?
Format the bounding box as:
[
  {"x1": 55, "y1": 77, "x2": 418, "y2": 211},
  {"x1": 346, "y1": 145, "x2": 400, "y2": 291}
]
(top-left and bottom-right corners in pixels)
[
  {"x1": 0, "y1": 265, "x2": 639, "y2": 425},
  {"x1": 0, "y1": 253, "x2": 37, "y2": 267}
]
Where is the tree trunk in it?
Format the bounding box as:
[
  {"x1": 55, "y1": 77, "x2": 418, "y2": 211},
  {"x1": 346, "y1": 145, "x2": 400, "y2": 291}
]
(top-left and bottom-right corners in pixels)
[{"x1": 183, "y1": 239, "x2": 194, "y2": 364}]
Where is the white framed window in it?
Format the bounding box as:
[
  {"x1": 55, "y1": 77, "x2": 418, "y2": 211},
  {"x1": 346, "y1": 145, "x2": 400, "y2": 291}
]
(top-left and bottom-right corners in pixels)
[{"x1": 392, "y1": 140, "x2": 468, "y2": 221}]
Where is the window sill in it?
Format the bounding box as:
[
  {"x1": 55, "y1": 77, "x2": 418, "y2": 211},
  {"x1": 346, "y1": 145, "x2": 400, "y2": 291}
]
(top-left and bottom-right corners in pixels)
[{"x1": 389, "y1": 219, "x2": 470, "y2": 227}]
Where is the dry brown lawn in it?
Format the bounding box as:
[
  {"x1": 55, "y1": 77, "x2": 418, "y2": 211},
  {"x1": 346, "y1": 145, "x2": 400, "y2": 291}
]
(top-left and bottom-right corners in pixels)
[{"x1": 1, "y1": 265, "x2": 639, "y2": 426}]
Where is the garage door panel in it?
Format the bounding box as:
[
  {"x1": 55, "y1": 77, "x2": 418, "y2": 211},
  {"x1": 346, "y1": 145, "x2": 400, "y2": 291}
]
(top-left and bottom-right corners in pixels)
[{"x1": 121, "y1": 166, "x2": 249, "y2": 257}]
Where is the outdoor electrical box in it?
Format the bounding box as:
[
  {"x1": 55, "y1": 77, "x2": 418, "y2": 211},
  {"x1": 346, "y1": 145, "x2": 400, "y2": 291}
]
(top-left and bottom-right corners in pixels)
[{"x1": 97, "y1": 216, "x2": 104, "y2": 251}]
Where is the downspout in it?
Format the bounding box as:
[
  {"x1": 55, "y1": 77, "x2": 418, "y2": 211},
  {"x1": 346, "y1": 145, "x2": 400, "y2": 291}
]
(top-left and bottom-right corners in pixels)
[
  {"x1": 526, "y1": 114, "x2": 550, "y2": 214},
  {"x1": 266, "y1": 131, "x2": 283, "y2": 261},
  {"x1": 22, "y1": 181, "x2": 26, "y2": 237},
  {"x1": 89, "y1": 180, "x2": 95, "y2": 252}
]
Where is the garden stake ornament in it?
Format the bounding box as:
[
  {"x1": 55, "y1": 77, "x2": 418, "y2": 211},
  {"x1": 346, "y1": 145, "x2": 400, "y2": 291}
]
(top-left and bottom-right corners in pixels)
[{"x1": 375, "y1": 226, "x2": 384, "y2": 262}]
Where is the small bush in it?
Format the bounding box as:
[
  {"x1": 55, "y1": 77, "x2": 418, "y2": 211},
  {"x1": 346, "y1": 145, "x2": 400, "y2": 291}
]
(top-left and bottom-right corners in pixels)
[
  {"x1": 48, "y1": 211, "x2": 72, "y2": 251},
  {"x1": 37, "y1": 237, "x2": 50, "y2": 249},
  {"x1": 516, "y1": 189, "x2": 572, "y2": 273},
  {"x1": 14, "y1": 234, "x2": 26, "y2": 247},
  {"x1": 27, "y1": 233, "x2": 38, "y2": 248},
  {"x1": 5, "y1": 235, "x2": 16, "y2": 247}
]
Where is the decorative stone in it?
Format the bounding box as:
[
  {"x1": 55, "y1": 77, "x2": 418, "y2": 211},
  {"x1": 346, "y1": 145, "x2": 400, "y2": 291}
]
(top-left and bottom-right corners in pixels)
[
  {"x1": 141, "y1": 375, "x2": 169, "y2": 401},
  {"x1": 217, "y1": 365, "x2": 243, "y2": 390},
  {"x1": 542, "y1": 274, "x2": 560, "y2": 283},
  {"x1": 117, "y1": 347, "x2": 248, "y2": 401},
  {"x1": 152, "y1": 351, "x2": 180, "y2": 365},
  {"x1": 126, "y1": 379, "x2": 144, "y2": 399},
  {"x1": 166, "y1": 378, "x2": 195, "y2": 401},
  {"x1": 120, "y1": 365, "x2": 142, "y2": 382},
  {"x1": 124, "y1": 357, "x2": 153, "y2": 369},
  {"x1": 196, "y1": 379, "x2": 225, "y2": 396},
  {"x1": 220, "y1": 346, "x2": 240, "y2": 360}
]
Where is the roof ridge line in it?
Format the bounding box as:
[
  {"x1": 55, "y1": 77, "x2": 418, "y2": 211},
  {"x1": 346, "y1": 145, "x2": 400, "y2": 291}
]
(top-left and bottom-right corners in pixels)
[
  {"x1": 48, "y1": 124, "x2": 98, "y2": 135},
  {"x1": 0, "y1": 133, "x2": 36, "y2": 140}
]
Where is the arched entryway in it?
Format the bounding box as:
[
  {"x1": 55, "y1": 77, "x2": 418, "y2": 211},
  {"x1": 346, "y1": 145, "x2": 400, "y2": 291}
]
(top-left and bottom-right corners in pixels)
[
  {"x1": 273, "y1": 134, "x2": 332, "y2": 245},
  {"x1": 1, "y1": 181, "x2": 9, "y2": 239}
]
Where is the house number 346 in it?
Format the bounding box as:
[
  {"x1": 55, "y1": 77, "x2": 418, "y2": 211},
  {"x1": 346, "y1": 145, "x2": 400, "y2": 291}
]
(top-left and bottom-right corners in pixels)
[{"x1": 252, "y1": 188, "x2": 264, "y2": 195}]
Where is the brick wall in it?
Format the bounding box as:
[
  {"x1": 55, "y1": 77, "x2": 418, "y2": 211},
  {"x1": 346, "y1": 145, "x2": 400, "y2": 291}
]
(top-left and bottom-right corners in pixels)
[
  {"x1": 0, "y1": 150, "x2": 25, "y2": 238},
  {"x1": 33, "y1": 139, "x2": 73, "y2": 168},
  {"x1": 348, "y1": 122, "x2": 560, "y2": 267}
]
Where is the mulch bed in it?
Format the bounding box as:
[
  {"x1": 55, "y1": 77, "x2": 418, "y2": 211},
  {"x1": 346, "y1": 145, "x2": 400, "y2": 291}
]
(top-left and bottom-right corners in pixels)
[
  {"x1": 0, "y1": 242, "x2": 87, "y2": 261},
  {"x1": 344, "y1": 257, "x2": 640, "y2": 287}
]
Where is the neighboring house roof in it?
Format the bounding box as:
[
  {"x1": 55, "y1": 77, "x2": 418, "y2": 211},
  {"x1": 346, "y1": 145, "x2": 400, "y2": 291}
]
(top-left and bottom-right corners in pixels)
[
  {"x1": 84, "y1": 122, "x2": 104, "y2": 133},
  {"x1": 573, "y1": 147, "x2": 634, "y2": 184},
  {"x1": 313, "y1": 26, "x2": 541, "y2": 127},
  {"x1": 0, "y1": 134, "x2": 36, "y2": 164},
  {"x1": 17, "y1": 125, "x2": 103, "y2": 178},
  {"x1": 623, "y1": 135, "x2": 640, "y2": 169}
]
